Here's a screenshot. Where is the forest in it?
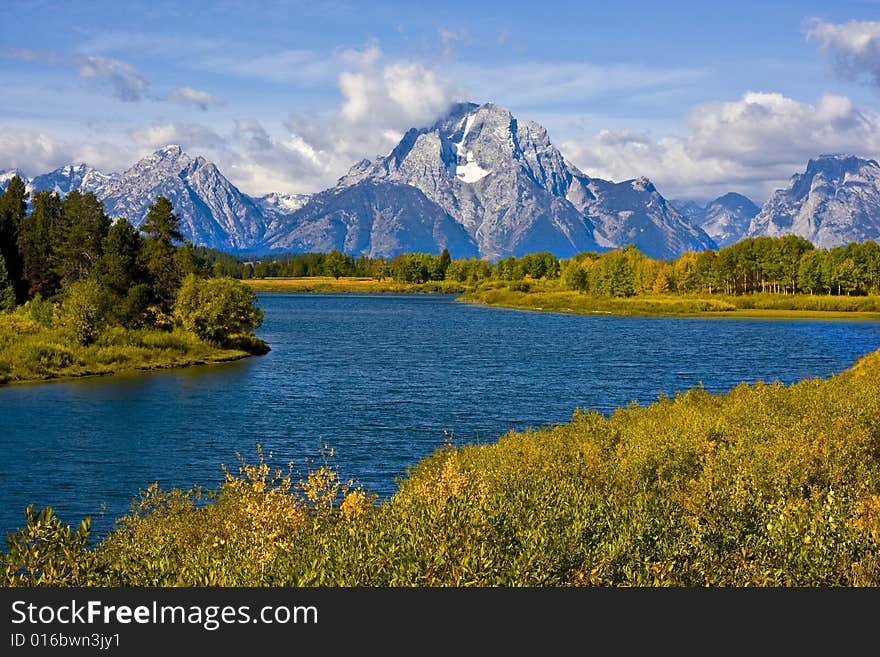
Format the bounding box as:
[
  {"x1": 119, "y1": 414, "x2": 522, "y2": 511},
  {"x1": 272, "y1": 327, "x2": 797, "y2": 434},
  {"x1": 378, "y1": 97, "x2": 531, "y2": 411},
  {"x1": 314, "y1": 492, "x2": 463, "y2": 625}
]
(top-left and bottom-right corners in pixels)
[
  {"x1": 233, "y1": 237, "x2": 880, "y2": 298},
  {"x1": 0, "y1": 176, "x2": 267, "y2": 384}
]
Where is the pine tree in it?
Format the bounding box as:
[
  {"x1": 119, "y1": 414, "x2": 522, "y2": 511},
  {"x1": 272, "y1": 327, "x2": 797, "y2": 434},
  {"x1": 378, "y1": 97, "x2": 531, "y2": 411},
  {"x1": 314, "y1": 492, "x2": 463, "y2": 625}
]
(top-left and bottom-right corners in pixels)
[
  {"x1": 0, "y1": 175, "x2": 28, "y2": 301},
  {"x1": 0, "y1": 252, "x2": 16, "y2": 312},
  {"x1": 54, "y1": 190, "x2": 112, "y2": 286},
  {"x1": 140, "y1": 196, "x2": 184, "y2": 310},
  {"x1": 96, "y1": 218, "x2": 145, "y2": 296},
  {"x1": 18, "y1": 190, "x2": 62, "y2": 298}
]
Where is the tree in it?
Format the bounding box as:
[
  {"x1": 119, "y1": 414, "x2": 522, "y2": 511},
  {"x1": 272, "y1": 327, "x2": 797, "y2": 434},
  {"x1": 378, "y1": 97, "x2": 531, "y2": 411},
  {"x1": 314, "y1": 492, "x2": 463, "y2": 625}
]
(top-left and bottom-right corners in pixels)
[
  {"x1": 323, "y1": 249, "x2": 348, "y2": 279},
  {"x1": 562, "y1": 260, "x2": 590, "y2": 292},
  {"x1": 59, "y1": 279, "x2": 110, "y2": 345},
  {"x1": 18, "y1": 191, "x2": 63, "y2": 298},
  {"x1": 0, "y1": 253, "x2": 17, "y2": 311},
  {"x1": 174, "y1": 274, "x2": 264, "y2": 345},
  {"x1": 0, "y1": 175, "x2": 28, "y2": 301},
  {"x1": 592, "y1": 250, "x2": 636, "y2": 297},
  {"x1": 141, "y1": 196, "x2": 184, "y2": 310},
  {"x1": 433, "y1": 247, "x2": 452, "y2": 280},
  {"x1": 54, "y1": 190, "x2": 111, "y2": 286},
  {"x1": 97, "y1": 219, "x2": 145, "y2": 297}
]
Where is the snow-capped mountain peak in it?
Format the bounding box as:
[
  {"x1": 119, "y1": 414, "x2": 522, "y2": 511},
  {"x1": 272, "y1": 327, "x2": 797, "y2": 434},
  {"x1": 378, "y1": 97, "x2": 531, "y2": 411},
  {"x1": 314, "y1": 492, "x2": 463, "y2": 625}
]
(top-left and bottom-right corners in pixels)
[{"x1": 748, "y1": 155, "x2": 880, "y2": 248}]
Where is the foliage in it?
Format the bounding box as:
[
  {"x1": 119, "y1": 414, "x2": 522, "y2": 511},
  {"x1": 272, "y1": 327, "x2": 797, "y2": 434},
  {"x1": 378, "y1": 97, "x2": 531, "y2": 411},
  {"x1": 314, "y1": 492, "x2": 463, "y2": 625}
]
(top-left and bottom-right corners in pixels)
[
  {"x1": 173, "y1": 274, "x2": 264, "y2": 346},
  {"x1": 0, "y1": 175, "x2": 27, "y2": 302},
  {"x1": 59, "y1": 279, "x2": 111, "y2": 345},
  {"x1": 2, "y1": 506, "x2": 94, "y2": 586},
  {"x1": 0, "y1": 194, "x2": 268, "y2": 382},
  {"x1": 0, "y1": 253, "x2": 16, "y2": 312}
]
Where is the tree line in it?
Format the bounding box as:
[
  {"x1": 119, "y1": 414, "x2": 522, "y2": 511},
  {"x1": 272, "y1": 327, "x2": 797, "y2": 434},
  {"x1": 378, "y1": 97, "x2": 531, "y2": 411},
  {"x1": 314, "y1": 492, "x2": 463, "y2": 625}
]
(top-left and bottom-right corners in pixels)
[
  {"x1": 5, "y1": 170, "x2": 879, "y2": 304},
  {"x1": 0, "y1": 176, "x2": 262, "y2": 347},
  {"x1": 239, "y1": 236, "x2": 880, "y2": 297}
]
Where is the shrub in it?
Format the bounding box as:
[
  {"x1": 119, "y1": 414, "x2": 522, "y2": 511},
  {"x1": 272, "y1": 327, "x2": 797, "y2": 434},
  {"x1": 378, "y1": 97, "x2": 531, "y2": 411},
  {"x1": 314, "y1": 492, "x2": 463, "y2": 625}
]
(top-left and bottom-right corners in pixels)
[
  {"x1": 2, "y1": 505, "x2": 95, "y2": 586},
  {"x1": 24, "y1": 294, "x2": 57, "y2": 327},
  {"x1": 174, "y1": 275, "x2": 264, "y2": 345},
  {"x1": 19, "y1": 341, "x2": 75, "y2": 372},
  {"x1": 59, "y1": 279, "x2": 110, "y2": 345}
]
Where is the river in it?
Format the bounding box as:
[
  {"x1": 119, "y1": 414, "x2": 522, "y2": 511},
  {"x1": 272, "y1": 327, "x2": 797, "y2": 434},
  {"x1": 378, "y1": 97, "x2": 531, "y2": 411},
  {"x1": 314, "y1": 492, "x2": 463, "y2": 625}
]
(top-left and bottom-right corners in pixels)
[{"x1": 2, "y1": 293, "x2": 879, "y2": 538}]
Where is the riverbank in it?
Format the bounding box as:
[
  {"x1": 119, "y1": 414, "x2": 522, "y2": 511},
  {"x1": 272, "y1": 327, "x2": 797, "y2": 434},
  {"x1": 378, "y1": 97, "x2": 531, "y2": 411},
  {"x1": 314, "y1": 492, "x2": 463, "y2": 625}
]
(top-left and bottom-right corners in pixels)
[
  {"x1": 242, "y1": 276, "x2": 467, "y2": 294},
  {"x1": 459, "y1": 287, "x2": 880, "y2": 321},
  {"x1": 0, "y1": 312, "x2": 266, "y2": 386},
  {"x1": 243, "y1": 277, "x2": 880, "y2": 320}
]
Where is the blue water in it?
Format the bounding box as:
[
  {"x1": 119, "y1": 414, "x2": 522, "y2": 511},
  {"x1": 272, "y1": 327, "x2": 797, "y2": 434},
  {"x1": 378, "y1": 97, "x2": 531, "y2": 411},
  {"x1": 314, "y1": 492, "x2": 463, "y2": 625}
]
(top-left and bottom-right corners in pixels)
[{"x1": 2, "y1": 293, "x2": 880, "y2": 538}]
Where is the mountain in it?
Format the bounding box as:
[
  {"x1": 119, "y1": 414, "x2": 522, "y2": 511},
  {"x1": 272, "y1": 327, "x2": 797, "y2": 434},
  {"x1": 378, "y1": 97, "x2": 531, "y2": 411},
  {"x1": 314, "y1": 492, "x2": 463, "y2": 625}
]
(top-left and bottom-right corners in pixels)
[
  {"x1": 670, "y1": 199, "x2": 706, "y2": 225},
  {"x1": 571, "y1": 174, "x2": 716, "y2": 258},
  {"x1": 673, "y1": 193, "x2": 760, "y2": 248},
  {"x1": 262, "y1": 181, "x2": 479, "y2": 258},
  {"x1": 748, "y1": 155, "x2": 880, "y2": 248},
  {"x1": 30, "y1": 164, "x2": 118, "y2": 199},
  {"x1": 4, "y1": 147, "x2": 268, "y2": 252},
  {"x1": 0, "y1": 169, "x2": 27, "y2": 194},
  {"x1": 3, "y1": 104, "x2": 717, "y2": 259},
  {"x1": 273, "y1": 102, "x2": 715, "y2": 260},
  {"x1": 283, "y1": 102, "x2": 602, "y2": 259},
  {"x1": 253, "y1": 191, "x2": 311, "y2": 251},
  {"x1": 97, "y1": 145, "x2": 267, "y2": 251}
]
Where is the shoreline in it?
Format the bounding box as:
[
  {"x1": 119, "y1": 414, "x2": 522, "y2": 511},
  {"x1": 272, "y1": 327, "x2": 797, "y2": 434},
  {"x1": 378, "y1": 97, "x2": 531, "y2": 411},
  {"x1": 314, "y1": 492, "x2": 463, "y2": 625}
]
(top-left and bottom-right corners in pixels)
[
  {"x1": 0, "y1": 348, "x2": 256, "y2": 388},
  {"x1": 244, "y1": 278, "x2": 880, "y2": 321},
  {"x1": 458, "y1": 297, "x2": 880, "y2": 321}
]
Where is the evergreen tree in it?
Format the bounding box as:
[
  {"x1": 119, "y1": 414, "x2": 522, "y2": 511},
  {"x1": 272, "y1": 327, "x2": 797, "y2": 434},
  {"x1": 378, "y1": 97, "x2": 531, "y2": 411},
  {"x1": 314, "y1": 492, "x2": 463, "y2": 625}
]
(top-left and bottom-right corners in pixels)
[
  {"x1": 55, "y1": 190, "x2": 112, "y2": 286},
  {"x1": 0, "y1": 175, "x2": 28, "y2": 301},
  {"x1": 96, "y1": 218, "x2": 145, "y2": 296},
  {"x1": 436, "y1": 247, "x2": 452, "y2": 280},
  {"x1": 140, "y1": 196, "x2": 184, "y2": 310},
  {"x1": 0, "y1": 253, "x2": 17, "y2": 312},
  {"x1": 18, "y1": 191, "x2": 62, "y2": 298}
]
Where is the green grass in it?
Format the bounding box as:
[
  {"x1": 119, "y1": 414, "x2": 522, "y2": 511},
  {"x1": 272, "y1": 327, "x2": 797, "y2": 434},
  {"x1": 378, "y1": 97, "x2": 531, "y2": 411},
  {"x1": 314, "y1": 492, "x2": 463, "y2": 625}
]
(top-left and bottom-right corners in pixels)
[
  {"x1": 460, "y1": 288, "x2": 880, "y2": 320},
  {"x1": 0, "y1": 313, "x2": 258, "y2": 386}
]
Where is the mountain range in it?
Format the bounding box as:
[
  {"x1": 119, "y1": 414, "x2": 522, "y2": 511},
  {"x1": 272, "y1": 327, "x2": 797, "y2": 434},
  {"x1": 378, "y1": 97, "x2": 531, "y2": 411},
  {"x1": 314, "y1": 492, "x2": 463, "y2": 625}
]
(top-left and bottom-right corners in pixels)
[
  {"x1": 746, "y1": 154, "x2": 880, "y2": 249},
  {"x1": 2, "y1": 102, "x2": 880, "y2": 260},
  {"x1": 671, "y1": 193, "x2": 761, "y2": 248}
]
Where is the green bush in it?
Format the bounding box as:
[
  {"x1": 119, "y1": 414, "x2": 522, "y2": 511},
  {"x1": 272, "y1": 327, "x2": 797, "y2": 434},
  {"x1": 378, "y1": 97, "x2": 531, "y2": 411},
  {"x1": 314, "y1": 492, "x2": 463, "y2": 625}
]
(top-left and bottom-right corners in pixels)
[
  {"x1": 59, "y1": 279, "x2": 110, "y2": 345},
  {"x1": 25, "y1": 294, "x2": 57, "y2": 327},
  {"x1": 19, "y1": 341, "x2": 75, "y2": 372},
  {"x1": 174, "y1": 275, "x2": 264, "y2": 345}
]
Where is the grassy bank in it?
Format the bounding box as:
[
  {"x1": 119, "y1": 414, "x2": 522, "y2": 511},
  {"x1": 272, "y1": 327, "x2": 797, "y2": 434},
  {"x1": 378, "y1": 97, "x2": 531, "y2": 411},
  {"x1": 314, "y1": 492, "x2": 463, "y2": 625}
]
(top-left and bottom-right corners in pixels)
[
  {"x1": 460, "y1": 285, "x2": 880, "y2": 320},
  {"x1": 242, "y1": 276, "x2": 467, "y2": 294},
  {"x1": 5, "y1": 345, "x2": 880, "y2": 586},
  {"x1": 0, "y1": 312, "x2": 264, "y2": 386}
]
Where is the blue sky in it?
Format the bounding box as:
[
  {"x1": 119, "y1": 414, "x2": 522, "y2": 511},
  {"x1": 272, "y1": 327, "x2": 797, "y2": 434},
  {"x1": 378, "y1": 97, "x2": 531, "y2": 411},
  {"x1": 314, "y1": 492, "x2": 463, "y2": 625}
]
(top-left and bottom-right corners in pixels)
[{"x1": 2, "y1": 0, "x2": 880, "y2": 202}]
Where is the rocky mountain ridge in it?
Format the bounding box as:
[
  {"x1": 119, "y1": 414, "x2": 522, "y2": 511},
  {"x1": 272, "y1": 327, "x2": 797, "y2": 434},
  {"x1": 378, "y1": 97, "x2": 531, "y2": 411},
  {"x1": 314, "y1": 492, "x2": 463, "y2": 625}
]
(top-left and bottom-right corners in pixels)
[{"x1": 4, "y1": 112, "x2": 880, "y2": 258}]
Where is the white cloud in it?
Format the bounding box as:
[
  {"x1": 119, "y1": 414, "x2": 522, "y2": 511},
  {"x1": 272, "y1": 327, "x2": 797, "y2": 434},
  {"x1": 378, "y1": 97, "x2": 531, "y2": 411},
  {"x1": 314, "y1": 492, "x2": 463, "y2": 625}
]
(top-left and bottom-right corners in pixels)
[
  {"x1": 0, "y1": 129, "x2": 133, "y2": 176},
  {"x1": 562, "y1": 92, "x2": 880, "y2": 202},
  {"x1": 267, "y1": 45, "x2": 462, "y2": 192},
  {"x1": 129, "y1": 123, "x2": 225, "y2": 150},
  {"x1": 167, "y1": 87, "x2": 225, "y2": 110},
  {"x1": 806, "y1": 18, "x2": 880, "y2": 87},
  {"x1": 74, "y1": 55, "x2": 149, "y2": 102},
  {"x1": 0, "y1": 49, "x2": 149, "y2": 101}
]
